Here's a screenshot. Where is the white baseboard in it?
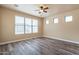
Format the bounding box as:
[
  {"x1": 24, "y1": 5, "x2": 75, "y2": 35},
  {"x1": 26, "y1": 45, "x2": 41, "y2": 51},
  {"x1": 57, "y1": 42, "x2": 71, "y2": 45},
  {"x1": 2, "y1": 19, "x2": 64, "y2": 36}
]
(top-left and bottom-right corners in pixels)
[
  {"x1": 1, "y1": 35, "x2": 79, "y2": 45},
  {"x1": 0, "y1": 36, "x2": 41, "y2": 45},
  {"x1": 44, "y1": 35, "x2": 79, "y2": 45}
]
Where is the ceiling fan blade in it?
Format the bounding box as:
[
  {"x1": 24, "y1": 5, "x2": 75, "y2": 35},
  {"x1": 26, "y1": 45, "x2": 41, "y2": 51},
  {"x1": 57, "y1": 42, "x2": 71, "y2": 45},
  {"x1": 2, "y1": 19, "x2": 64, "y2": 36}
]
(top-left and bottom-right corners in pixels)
[
  {"x1": 39, "y1": 11, "x2": 41, "y2": 14},
  {"x1": 44, "y1": 7, "x2": 48, "y2": 9},
  {"x1": 14, "y1": 4, "x2": 19, "y2": 7},
  {"x1": 43, "y1": 10, "x2": 47, "y2": 13},
  {"x1": 34, "y1": 10, "x2": 39, "y2": 11}
]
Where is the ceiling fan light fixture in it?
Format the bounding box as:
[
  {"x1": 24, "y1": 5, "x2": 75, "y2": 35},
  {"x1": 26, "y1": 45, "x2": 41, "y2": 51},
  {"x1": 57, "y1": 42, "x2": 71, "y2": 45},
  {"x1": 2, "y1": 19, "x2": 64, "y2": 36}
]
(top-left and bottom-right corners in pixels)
[
  {"x1": 14, "y1": 4, "x2": 19, "y2": 7},
  {"x1": 40, "y1": 9, "x2": 43, "y2": 12}
]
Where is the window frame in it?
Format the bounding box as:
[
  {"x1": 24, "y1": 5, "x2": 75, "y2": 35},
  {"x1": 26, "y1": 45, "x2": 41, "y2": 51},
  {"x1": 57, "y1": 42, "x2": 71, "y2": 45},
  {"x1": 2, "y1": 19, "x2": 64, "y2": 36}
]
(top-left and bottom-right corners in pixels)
[
  {"x1": 32, "y1": 19, "x2": 38, "y2": 33},
  {"x1": 46, "y1": 20, "x2": 49, "y2": 24},
  {"x1": 15, "y1": 16, "x2": 38, "y2": 35},
  {"x1": 25, "y1": 18, "x2": 32, "y2": 34},
  {"x1": 64, "y1": 16, "x2": 72, "y2": 22},
  {"x1": 53, "y1": 17, "x2": 59, "y2": 24},
  {"x1": 15, "y1": 16, "x2": 25, "y2": 35}
]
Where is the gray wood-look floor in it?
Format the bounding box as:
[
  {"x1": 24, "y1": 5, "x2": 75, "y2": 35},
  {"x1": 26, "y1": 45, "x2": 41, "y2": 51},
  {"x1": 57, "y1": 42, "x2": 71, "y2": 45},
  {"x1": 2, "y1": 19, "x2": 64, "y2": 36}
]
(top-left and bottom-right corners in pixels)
[{"x1": 0, "y1": 37, "x2": 79, "y2": 55}]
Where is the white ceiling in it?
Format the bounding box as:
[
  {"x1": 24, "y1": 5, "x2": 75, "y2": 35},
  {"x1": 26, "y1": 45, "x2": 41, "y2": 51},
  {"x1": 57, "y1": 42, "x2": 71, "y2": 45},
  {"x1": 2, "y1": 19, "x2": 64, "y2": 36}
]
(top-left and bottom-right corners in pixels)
[{"x1": 1, "y1": 4, "x2": 79, "y2": 18}]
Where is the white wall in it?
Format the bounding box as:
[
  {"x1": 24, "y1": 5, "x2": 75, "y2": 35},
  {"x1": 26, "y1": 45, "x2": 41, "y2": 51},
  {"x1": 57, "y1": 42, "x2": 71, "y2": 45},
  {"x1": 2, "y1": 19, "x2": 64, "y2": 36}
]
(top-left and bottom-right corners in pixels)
[
  {"x1": 43, "y1": 9, "x2": 79, "y2": 43},
  {"x1": 0, "y1": 7, "x2": 43, "y2": 43}
]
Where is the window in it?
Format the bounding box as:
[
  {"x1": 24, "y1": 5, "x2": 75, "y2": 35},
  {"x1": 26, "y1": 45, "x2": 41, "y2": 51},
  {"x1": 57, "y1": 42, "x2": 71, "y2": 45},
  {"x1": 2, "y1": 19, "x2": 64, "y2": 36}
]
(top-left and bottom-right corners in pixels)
[
  {"x1": 25, "y1": 18, "x2": 32, "y2": 33},
  {"x1": 46, "y1": 20, "x2": 49, "y2": 24},
  {"x1": 15, "y1": 16, "x2": 38, "y2": 34},
  {"x1": 53, "y1": 17, "x2": 58, "y2": 23},
  {"x1": 65, "y1": 16, "x2": 72, "y2": 22},
  {"x1": 15, "y1": 16, "x2": 24, "y2": 34},
  {"x1": 32, "y1": 20, "x2": 38, "y2": 33}
]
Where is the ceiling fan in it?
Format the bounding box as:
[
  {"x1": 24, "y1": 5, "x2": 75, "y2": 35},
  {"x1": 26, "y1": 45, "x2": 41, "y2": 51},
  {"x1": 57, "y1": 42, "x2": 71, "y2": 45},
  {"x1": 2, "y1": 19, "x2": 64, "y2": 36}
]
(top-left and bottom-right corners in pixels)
[{"x1": 35, "y1": 5, "x2": 49, "y2": 14}]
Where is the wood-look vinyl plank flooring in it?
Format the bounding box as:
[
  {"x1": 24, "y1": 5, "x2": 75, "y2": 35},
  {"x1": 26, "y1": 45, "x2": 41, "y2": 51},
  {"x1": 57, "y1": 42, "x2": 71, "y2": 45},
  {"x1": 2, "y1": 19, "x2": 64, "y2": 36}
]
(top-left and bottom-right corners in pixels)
[{"x1": 0, "y1": 37, "x2": 79, "y2": 55}]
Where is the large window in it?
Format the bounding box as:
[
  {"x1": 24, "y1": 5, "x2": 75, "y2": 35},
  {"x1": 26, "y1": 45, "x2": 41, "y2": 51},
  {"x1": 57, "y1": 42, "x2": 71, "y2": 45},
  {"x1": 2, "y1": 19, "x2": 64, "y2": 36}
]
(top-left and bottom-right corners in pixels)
[
  {"x1": 15, "y1": 16, "x2": 24, "y2": 34},
  {"x1": 32, "y1": 20, "x2": 38, "y2": 33},
  {"x1": 15, "y1": 16, "x2": 38, "y2": 34},
  {"x1": 25, "y1": 18, "x2": 32, "y2": 33}
]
